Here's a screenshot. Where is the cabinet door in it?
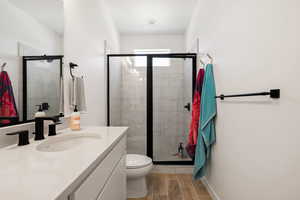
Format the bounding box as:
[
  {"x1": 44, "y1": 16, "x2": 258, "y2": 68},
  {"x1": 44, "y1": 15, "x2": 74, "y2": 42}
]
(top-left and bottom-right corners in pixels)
[
  {"x1": 97, "y1": 156, "x2": 126, "y2": 200},
  {"x1": 73, "y1": 137, "x2": 126, "y2": 200}
]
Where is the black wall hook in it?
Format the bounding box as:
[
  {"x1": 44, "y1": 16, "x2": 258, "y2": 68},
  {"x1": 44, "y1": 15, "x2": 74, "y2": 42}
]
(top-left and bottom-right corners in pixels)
[{"x1": 216, "y1": 89, "x2": 280, "y2": 100}]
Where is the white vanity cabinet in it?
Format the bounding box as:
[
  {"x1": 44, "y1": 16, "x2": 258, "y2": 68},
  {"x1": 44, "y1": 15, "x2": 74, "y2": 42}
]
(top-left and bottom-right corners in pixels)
[
  {"x1": 96, "y1": 157, "x2": 126, "y2": 200},
  {"x1": 0, "y1": 127, "x2": 128, "y2": 200},
  {"x1": 69, "y1": 136, "x2": 126, "y2": 200}
]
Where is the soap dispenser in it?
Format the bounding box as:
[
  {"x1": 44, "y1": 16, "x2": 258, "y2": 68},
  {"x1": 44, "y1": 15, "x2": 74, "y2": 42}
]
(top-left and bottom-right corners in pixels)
[
  {"x1": 70, "y1": 105, "x2": 80, "y2": 131},
  {"x1": 34, "y1": 104, "x2": 46, "y2": 118}
]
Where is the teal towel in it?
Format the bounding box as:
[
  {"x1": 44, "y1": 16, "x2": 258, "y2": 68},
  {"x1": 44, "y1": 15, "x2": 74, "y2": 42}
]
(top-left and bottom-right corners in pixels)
[{"x1": 193, "y1": 64, "x2": 217, "y2": 179}]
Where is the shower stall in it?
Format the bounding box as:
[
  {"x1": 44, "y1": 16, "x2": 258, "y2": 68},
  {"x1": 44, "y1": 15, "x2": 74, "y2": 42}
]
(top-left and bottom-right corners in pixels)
[{"x1": 107, "y1": 53, "x2": 197, "y2": 165}]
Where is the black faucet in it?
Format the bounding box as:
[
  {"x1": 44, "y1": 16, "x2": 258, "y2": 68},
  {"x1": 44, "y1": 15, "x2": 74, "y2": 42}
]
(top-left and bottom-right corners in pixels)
[
  {"x1": 6, "y1": 130, "x2": 30, "y2": 146},
  {"x1": 34, "y1": 116, "x2": 60, "y2": 140},
  {"x1": 48, "y1": 122, "x2": 62, "y2": 136}
]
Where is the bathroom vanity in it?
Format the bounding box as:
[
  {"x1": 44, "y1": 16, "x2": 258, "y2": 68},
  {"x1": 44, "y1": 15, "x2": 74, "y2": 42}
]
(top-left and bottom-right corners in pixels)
[{"x1": 0, "y1": 126, "x2": 127, "y2": 200}]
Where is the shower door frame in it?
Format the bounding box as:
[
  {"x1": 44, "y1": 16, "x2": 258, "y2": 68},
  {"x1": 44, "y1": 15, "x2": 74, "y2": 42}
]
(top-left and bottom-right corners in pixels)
[{"x1": 107, "y1": 53, "x2": 197, "y2": 165}]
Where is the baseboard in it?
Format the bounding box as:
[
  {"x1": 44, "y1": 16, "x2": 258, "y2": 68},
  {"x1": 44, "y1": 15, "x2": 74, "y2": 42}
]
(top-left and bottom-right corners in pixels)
[{"x1": 201, "y1": 177, "x2": 221, "y2": 200}]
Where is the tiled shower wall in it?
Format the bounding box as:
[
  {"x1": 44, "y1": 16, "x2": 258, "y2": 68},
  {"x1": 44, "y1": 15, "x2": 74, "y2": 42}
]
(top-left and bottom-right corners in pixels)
[
  {"x1": 109, "y1": 58, "x2": 122, "y2": 126},
  {"x1": 120, "y1": 58, "x2": 147, "y2": 155},
  {"x1": 153, "y1": 59, "x2": 191, "y2": 161}
]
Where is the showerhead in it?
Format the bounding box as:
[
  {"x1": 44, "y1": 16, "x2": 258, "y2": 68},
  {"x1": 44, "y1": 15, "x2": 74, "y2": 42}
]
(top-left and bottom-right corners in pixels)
[{"x1": 42, "y1": 55, "x2": 54, "y2": 63}]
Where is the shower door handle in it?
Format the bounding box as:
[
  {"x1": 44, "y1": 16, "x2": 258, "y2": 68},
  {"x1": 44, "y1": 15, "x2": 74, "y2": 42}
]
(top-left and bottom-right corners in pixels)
[{"x1": 184, "y1": 103, "x2": 191, "y2": 112}]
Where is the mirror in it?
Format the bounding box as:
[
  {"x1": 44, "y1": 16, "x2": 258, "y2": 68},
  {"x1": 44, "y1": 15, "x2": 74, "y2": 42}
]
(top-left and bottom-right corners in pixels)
[
  {"x1": 0, "y1": 0, "x2": 64, "y2": 127},
  {"x1": 23, "y1": 56, "x2": 64, "y2": 121}
]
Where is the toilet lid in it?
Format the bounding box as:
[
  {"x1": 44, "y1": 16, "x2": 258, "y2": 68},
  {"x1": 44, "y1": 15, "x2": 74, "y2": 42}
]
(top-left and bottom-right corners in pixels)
[{"x1": 126, "y1": 154, "x2": 152, "y2": 169}]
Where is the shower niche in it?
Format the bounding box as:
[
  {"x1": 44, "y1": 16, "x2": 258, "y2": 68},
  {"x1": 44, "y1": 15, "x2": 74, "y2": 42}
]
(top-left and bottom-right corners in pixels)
[{"x1": 107, "y1": 53, "x2": 196, "y2": 165}]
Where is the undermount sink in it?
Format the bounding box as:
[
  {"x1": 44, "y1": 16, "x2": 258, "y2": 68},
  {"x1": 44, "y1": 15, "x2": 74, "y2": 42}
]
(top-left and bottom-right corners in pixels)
[{"x1": 36, "y1": 133, "x2": 101, "y2": 152}]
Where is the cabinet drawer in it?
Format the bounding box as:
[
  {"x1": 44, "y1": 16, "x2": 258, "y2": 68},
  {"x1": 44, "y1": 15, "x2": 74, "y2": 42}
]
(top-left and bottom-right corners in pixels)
[
  {"x1": 97, "y1": 156, "x2": 126, "y2": 200},
  {"x1": 73, "y1": 137, "x2": 126, "y2": 200}
]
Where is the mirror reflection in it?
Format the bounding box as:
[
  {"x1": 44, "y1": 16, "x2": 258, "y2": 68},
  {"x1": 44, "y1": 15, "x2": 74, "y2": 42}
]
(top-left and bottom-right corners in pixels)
[
  {"x1": 0, "y1": 0, "x2": 64, "y2": 127},
  {"x1": 24, "y1": 56, "x2": 63, "y2": 121}
]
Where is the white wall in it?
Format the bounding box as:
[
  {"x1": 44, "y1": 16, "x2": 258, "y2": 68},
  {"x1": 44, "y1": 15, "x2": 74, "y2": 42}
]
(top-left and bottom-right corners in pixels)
[
  {"x1": 0, "y1": 0, "x2": 63, "y2": 57},
  {"x1": 186, "y1": 0, "x2": 300, "y2": 200},
  {"x1": 121, "y1": 34, "x2": 184, "y2": 53},
  {"x1": 0, "y1": 0, "x2": 63, "y2": 147},
  {"x1": 64, "y1": 0, "x2": 120, "y2": 126}
]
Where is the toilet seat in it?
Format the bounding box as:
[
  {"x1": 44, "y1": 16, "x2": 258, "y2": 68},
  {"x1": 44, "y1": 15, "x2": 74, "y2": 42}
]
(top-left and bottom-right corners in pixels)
[{"x1": 126, "y1": 154, "x2": 152, "y2": 169}]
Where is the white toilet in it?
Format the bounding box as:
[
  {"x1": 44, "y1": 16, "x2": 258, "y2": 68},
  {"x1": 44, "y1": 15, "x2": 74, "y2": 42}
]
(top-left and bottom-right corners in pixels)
[{"x1": 126, "y1": 154, "x2": 153, "y2": 198}]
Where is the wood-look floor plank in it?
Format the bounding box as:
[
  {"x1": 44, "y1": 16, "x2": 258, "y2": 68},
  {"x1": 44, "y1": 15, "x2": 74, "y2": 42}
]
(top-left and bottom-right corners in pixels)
[
  {"x1": 128, "y1": 173, "x2": 212, "y2": 200},
  {"x1": 152, "y1": 174, "x2": 161, "y2": 200},
  {"x1": 176, "y1": 174, "x2": 196, "y2": 200},
  {"x1": 180, "y1": 174, "x2": 204, "y2": 200},
  {"x1": 168, "y1": 176, "x2": 183, "y2": 200},
  {"x1": 158, "y1": 174, "x2": 168, "y2": 197},
  {"x1": 146, "y1": 175, "x2": 154, "y2": 200}
]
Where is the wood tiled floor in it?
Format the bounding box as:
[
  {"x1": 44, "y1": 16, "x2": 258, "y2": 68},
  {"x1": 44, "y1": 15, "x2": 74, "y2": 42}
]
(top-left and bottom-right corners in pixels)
[{"x1": 128, "y1": 173, "x2": 212, "y2": 200}]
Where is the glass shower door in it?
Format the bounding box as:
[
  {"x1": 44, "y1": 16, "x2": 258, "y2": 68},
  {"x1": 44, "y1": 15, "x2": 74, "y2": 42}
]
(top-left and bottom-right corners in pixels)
[{"x1": 152, "y1": 57, "x2": 194, "y2": 162}]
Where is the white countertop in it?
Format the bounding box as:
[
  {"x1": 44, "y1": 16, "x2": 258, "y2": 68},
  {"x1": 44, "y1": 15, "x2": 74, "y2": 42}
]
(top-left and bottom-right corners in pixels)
[{"x1": 0, "y1": 126, "x2": 128, "y2": 200}]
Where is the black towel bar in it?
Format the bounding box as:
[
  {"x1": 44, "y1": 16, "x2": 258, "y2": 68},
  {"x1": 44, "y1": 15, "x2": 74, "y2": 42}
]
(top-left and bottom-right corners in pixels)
[{"x1": 215, "y1": 89, "x2": 280, "y2": 100}]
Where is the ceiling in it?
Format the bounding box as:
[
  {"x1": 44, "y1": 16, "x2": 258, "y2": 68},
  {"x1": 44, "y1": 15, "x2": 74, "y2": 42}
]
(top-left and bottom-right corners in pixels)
[
  {"x1": 7, "y1": 0, "x2": 197, "y2": 36},
  {"x1": 106, "y1": 0, "x2": 198, "y2": 35},
  {"x1": 8, "y1": 0, "x2": 64, "y2": 35}
]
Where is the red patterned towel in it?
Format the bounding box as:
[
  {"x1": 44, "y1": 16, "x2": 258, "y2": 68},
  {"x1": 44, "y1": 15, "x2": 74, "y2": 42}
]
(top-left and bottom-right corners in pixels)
[
  {"x1": 0, "y1": 71, "x2": 18, "y2": 124},
  {"x1": 186, "y1": 68, "x2": 205, "y2": 159}
]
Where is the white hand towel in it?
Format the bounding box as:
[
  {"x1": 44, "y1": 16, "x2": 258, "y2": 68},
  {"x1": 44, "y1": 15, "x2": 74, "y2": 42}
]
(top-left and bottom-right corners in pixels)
[{"x1": 70, "y1": 77, "x2": 87, "y2": 112}]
